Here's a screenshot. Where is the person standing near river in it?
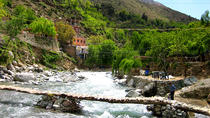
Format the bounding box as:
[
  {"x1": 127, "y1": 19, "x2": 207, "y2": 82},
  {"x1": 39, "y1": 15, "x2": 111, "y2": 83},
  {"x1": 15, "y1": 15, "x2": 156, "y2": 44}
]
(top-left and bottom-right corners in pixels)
[{"x1": 170, "y1": 83, "x2": 176, "y2": 100}]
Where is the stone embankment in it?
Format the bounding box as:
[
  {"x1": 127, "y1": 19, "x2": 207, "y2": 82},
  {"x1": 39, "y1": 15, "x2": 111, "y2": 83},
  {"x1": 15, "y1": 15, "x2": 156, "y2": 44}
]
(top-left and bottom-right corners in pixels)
[
  {"x1": 115, "y1": 75, "x2": 200, "y2": 118},
  {"x1": 117, "y1": 75, "x2": 197, "y2": 97}
]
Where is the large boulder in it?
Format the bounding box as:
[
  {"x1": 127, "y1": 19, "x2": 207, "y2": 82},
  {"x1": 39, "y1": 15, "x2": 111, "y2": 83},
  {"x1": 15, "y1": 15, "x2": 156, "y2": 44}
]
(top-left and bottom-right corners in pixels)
[
  {"x1": 143, "y1": 82, "x2": 156, "y2": 97},
  {"x1": 184, "y1": 76, "x2": 197, "y2": 86},
  {"x1": 207, "y1": 94, "x2": 210, "y2": 104},
  {"x1": 14, "y1": 72, "x2": 35, "y2": 82},
  {"x1": 127, "y1": 79, "x2": 134, "y2": 87}
]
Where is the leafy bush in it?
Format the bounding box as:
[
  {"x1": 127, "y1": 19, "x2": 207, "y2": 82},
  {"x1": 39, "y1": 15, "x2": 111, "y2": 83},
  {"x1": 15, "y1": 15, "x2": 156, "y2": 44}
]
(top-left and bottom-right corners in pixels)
[
  {"x1": 119, "y1": 58, "x2": 142, "y2": 74},
  {"x1": 56, "y1": 21, "x2": 76, "y2": 44},
  {"x1": 29, "y1": 18, "x2": 57, "y2": 37},
  {"x1": 13, "y1": 5, "x2": 37, "y2": 24},
  {"x1": 41, "y1": 51, "x2": 61, "y2": 69}
]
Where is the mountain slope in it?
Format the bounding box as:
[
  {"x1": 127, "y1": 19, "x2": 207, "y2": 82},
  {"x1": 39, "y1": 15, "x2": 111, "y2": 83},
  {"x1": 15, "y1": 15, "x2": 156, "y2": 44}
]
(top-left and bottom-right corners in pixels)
[{"x1": 90, "y1": 0, "x2": 196, "y2": 23}]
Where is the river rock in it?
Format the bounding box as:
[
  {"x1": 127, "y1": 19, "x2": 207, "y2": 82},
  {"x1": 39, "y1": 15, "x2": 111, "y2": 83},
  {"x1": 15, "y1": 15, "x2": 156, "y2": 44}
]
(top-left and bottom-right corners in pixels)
[
  {"x1": 127, "y1": 79, "x2": 134, "y2": 87},
  {"x1": 6, "y1": 70, "x2": 14, "y2": 76},
  {"x1": 14, "y1": 72, "x2": 35, "y2": 82},
  {"x1": 149, "y1": 104, "x2": 188, "y2": 118},
  {"x1": 12, "y1": 61, "x2": 18, "y2": 66},
  {"x1": 43, "y1": 71, "x2": 53, "y2": 77},
  {"x1": 8, "y1": 51, "x2": 14, "y2": 59},
  {"x1": 184, "y1": 76, "x2": 197, "y2": 86},
  {"x1": 27, "y1": 66, "x2": 34, "y2": 71},
  {"x1": 143, "y1": 82, "x2": 156, "y2": 97},
  {"x1": 78, "y1": 75, "x2": 86, "y2": 80},
  {"x1": 115, "y1": 79, "x2": 127, "y2": 85},
  {"x1": 37, "y1": 96, "x2": 82, "y2": 113},
  {"x1": 15, "y1": 66, "x2": 23, "y2": 72},
  {"x1": 7, "y1": 63, "x2": 15, "y2": 72},
  {"x1": 17, "y1": 62, "x2": 24, "y2": 67}
]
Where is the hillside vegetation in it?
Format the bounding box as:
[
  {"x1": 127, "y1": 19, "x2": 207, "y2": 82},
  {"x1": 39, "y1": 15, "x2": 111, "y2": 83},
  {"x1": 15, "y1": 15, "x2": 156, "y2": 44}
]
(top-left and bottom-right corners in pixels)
[{"x1": 0, "y1": 0, "x2": 209, "y2": 75}]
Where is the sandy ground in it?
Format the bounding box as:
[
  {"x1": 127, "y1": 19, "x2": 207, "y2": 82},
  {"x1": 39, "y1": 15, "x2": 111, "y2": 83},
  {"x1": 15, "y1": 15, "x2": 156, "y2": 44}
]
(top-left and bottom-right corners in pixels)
[{"x1": 135, "y1": 75, "x2": 185, "y2": 81}]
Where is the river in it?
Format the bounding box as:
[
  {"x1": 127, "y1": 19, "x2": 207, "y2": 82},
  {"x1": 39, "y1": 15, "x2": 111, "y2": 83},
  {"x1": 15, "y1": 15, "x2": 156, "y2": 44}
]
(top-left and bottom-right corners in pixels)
[{"x1": 0, "y1": 71, "x2": 152, "y2": 118}]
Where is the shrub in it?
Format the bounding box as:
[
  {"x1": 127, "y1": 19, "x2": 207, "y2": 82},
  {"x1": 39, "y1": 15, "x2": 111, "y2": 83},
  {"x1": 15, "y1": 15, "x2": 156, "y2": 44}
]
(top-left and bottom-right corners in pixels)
[
  {"x1": 41, "y1": 51, "x2": 61, "y2": 69},
  {"x1": 56, "y1": 21, "x2": 76, "y2": 44},
  {"x1": 29, "y1": 18, "x2": 57, "y2": 37}
]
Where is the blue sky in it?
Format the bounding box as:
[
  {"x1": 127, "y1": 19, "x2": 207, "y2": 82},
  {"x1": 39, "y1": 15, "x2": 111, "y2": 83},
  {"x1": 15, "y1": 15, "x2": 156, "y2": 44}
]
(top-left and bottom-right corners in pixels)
[{"x1": 155, "y1": 0, "x2": 210, "y2": 19}]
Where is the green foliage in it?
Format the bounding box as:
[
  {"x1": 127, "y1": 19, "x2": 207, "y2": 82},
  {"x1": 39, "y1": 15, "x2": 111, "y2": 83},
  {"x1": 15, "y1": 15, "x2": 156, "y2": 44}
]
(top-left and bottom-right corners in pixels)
[
  {"x1": 0, "y1": 0, "x2": 12, "y2": 7},
  {"x1": 1, "y1": 5, "x2": 36, "y2": 37},
  {"x1": 119, "y1": 58, "x2": 142, "y2": 74},
  {"x1": 131, "y1": 31, "x2": 141, "y2": 50},
  {"x1": 56, "y1": 21, "x2": 76, "y2": 44},
  {"x1": 85, "y1": 39, "x2": 117, "y2": 67},
  {"x1": 201, "y1": 10, "x2": 210, "y2": 26},
  {"x1": 4, "y1": 17, "x2": 25, "y2": 37},
  {"x1": 13, "y1": 5, "x2": 37, "y2": 24},
  {"x1": 87, "y1": 35, "x2": 104, "y2": 44},
  {"x1": 0, "y1": 1, "x2": 7, "y2": 19},
  {"x1": 0, "y1": 36, "x2": 13, "y2": 65},
  {"x1": 115, "y1": 29, "x2": 126, "y2": 41},
  {"x1": 41, "y1": 50, "x2": 61, "y2": 69},
  {"x1": 0, "y1": 36, "x2": 33, "y2": 65},
  {"x1": 112, "y1": 45, "x2": 141, "y2": 75},
  {"x1": 29, "y1": 18, "x2": 56, "y2": 37}
]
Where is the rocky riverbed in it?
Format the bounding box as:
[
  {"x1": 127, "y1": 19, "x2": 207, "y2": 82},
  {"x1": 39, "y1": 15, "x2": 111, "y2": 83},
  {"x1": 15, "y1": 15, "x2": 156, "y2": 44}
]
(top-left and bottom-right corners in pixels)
[
  {"x1": 0, "y1": 71, "x2": 152, "y2": 118},
  {"x1": 0, "y1": 61, "x2": 85, "y2": 84}
]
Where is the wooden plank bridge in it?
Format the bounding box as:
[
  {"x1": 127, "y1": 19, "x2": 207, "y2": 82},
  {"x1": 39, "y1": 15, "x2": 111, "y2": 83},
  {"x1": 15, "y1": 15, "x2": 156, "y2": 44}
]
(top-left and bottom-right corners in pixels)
[{"x1": 0, "y1": 85, "x2": 209, "y2": 116}]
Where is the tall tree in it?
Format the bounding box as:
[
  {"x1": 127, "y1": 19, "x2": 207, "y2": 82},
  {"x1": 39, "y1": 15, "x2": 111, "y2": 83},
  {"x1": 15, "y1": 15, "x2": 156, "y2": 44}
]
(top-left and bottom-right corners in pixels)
[{"x1": 201, "y1": 10, "x2": 210, "y2": 26}]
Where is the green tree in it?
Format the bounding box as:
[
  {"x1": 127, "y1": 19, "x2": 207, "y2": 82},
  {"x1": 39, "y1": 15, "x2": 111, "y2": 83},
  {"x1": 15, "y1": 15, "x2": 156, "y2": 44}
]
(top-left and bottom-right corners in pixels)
[
  {"x1": 201, "y1": 10, "x2": 210, "y2": 26},
  {"x1": 86, "y1": 39, "x2": 117, "y2": 67},
  {"x1": 115, "y1": 29, "x2": 126, "y2": 43},
  {"x1": 119, "y1": 58, "x2": 142, "y2": 75},
  {"x1": 131, "y1": 31, "x2": 141, "y2": 50},
  {"x1": 56, "y1": 21, "x2": 76, "y2": 44},
  {"x1": 99, "y1": 40, "x2": 117, "y2": 65},
  {"x1": 29, "y1": 18, "x2": 57, "y2": 37}
]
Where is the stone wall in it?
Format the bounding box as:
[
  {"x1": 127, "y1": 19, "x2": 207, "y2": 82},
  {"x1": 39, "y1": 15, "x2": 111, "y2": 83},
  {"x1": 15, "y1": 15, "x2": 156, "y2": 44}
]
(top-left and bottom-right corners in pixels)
[
  {"x1": 142, "y1": 58, "x2": 210, "y2": 78},
  {"x1": 17, "y1": 31, "x2": 59, "y2": 52},
  {"x1": 127, "y1": 76, "x2": 197, "y2": 97},
  {"x1": 147, "y1": 104, "x2": 188, "y2": 118}
]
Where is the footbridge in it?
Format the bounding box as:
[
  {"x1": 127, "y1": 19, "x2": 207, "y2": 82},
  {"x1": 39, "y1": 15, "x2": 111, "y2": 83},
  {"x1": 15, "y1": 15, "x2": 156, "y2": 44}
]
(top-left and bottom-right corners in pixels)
[{"x1": 0, "y1": 85, "x2": 209, "y2": 116}]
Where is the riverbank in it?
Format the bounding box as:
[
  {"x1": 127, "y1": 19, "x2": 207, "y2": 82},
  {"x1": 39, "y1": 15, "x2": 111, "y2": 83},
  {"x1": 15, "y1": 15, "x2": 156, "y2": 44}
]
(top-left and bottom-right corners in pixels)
[{"x1": 113, "y1": 74, "x2": 210, "y2": 118}]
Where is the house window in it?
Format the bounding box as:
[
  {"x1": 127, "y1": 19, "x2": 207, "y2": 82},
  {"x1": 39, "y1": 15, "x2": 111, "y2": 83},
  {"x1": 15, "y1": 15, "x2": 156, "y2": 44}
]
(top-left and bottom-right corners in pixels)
[
  {"x1": 77, "y1": 40, "x2": 79, "y2": 42},
  {"x1": 81, "y1": 40, "x2": 82, "y2": 43}
]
